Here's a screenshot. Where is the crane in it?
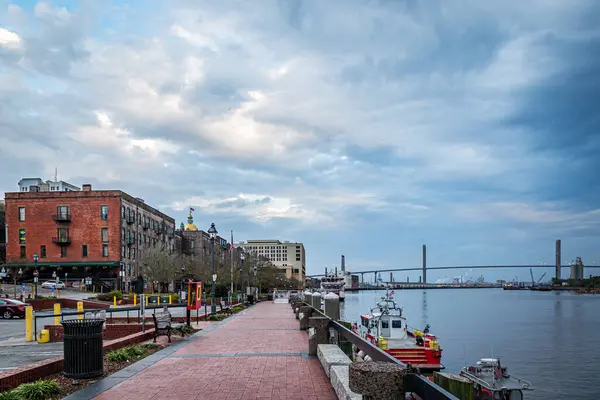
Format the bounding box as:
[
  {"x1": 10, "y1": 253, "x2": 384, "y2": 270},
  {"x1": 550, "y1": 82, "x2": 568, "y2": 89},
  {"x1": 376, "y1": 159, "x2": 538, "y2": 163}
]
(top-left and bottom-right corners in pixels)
[{"x1": 530, "y1": 268, "x2": 547, "y2": 287}]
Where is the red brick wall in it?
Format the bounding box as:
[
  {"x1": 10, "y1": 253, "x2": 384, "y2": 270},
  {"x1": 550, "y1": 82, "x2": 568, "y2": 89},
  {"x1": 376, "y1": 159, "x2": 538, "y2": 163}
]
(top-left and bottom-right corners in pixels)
[
  {"x1": 4, "y1": 191, "x2": 122, "y2": 263},
  {"x1": 44, "y1": 323, "x2": 144, "y2": 342}
]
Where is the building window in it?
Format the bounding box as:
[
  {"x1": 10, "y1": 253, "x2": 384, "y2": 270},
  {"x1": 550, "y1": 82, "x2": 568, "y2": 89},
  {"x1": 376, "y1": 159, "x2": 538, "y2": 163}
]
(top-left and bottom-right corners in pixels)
[
  {"x1": 19, "y1": 228, "x2": 26, "y2": 244},
  {"x1": 121, "y1": 206, "x2": 125, "y2": 219},
  {"x1": 132, "y1": 248, "x2": 136, "y2": 259},
  {"x1": 20, "y1": 246, "x2": 26, "y2": 259},
  {"x1": 101, "y1": 228, "x2": 109, "y2": 243},
  {"x1": 60, "y1": 246, "x2": 67, "y2": 258},
  {"x1": 102, "y1": 244, "x2": 109, "y2": 257},
  {"x1": 82, "y1": 244, "x2": 88, "y2": 257},
  {"x1": 190, "y1": 240, "x2": 195, "y2": 249},
  {"x1": 126, "y1": 247, "x2": 130, "y2": 259},
  {"x1": 101, "y1": 205, "x2": 108, "y2": 220},
  {"x1": 127, "y1": 263, "x2": 131, "y2": 275},
  {"x1": 18, "y1": 207, "x2": 25, "y2": 221},
  {"x1": 131, "y1": 210, "x2": 135, "y2": 222},
  {"x1": 293, "y1": 268, "x2": 299, "y2": 273},
  {"x1": 132, "y1": 231, "x2": 136, "y2": 243},
  {"x1": 122, "y1": 228, "x2": 125, "y2": 241},
  {"x1": 58, "y1": 227, "x2": 69, "y2": 240},
  {"x1": 121, "y1": 246, "x2": 124, "y2": 257},
  {"x1": 296, "y1": 257, "x2": 301, "y2": 261},
  {"x1": 41, "y1": 245, "x2": 46, "y2": 258},
  {"x1": 57, "y1": 205, "x2": 69, "y2": 219}
]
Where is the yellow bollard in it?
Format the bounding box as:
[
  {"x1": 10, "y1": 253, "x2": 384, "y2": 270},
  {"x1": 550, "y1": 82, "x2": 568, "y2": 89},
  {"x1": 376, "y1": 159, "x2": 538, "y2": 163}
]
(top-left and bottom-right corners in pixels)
[
  {"x1": 133, "y1": 295, "x2": 137, "y2": 306},
  {"x1": 113, "y1": 296, "x2": 117, "y2": 308},
  {"x1": 145, "y1": 295, "x2": 149, "y2": 306},
  {"x1": 93, "y1": 286, "x2": 95, "y2": 293},
  {"x1": 25, "y1": 306, "x2": 33, "y2": 342},
  {"x1": 157, "y1": 296, "x2": 161, "y2": 305},
  {"x1": 169, "y1": 295, "x2": 172, "y2": 305},
  {"x1": 57, "y1": 290, "x2": 60, "y2": 299},
  {"x1": 77, "y1": 301, "x2": 84, "y2": 320},
  {"x1": 53, "y1": 303, "x2": 61, "y2": 325}
]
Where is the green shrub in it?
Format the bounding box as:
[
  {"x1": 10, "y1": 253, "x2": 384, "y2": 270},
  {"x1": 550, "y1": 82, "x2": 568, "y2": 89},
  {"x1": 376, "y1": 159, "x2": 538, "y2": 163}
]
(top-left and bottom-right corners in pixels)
[
  {"x1": 97, "y1": 290, "x2": 123, "y2": 302},
  {"x1": 231, "y1": 306, "x2": 244, "y2": 313},
  {"x1": 106, "y1": 345, "x2": 147, "y2": 363},
  {"x1": 0, "y1": 390, "x2": 19, "y2": 400},
  {"x1": 208, "y1": 313, "x2": 228, "y2": 321},
  {"x1": 180, "y1": 325, "x2": 195, "y2": 335},
  {"x1": 143, "y1": 343, "x2": 161, "y2": 351},
  {"x1": 12, "y1": 380, "x2": 61, "y2": 400}
]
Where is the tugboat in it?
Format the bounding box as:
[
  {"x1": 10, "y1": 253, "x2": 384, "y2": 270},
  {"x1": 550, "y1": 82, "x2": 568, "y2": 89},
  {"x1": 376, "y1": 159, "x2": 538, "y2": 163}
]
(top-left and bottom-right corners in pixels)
[
  {"x1": 436, "y1": 358, "x2": 534, "y2": 399},
  {"x1": 352, "y1": 291, "x2": 443, "y2": 372}
]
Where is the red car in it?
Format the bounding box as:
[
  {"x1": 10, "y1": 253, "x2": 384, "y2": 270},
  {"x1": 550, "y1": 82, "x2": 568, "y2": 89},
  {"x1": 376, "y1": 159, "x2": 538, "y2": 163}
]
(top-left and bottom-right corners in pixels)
[{"x1": 0, "y1": 298, "x2": 27, "y2": 319}]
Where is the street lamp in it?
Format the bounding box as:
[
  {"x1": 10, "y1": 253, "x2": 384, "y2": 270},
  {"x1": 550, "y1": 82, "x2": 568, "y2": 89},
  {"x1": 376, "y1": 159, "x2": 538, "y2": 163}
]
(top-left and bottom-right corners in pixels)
[
  {"x1": 119, "y1": 263, "x2": 124, "y2": 291},
  {"x1": 33, "y1": 253, "x2": 39, "y2": 299},
  {"x1": 240, "y1": 250, "x2": 245, "y2": 305},
  {"x1": 207, "y1": 222, "x2": 218, "y2": 313},
  {"x1": 253, "y1": 263, "x2": 257, "y2": 300}
]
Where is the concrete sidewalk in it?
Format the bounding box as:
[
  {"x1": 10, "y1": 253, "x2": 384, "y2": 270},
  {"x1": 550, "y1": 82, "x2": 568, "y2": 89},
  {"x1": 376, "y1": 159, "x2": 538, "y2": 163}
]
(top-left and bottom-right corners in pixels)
[{"x1": 66, "y1": 302, "x2": 335, "y2": 400}]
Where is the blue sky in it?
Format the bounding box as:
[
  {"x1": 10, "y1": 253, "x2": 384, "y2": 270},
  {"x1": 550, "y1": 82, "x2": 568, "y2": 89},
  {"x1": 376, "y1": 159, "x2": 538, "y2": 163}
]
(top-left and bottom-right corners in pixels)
[{"x1": 1, "y1": 0, "x2": 599, "y2": 282}]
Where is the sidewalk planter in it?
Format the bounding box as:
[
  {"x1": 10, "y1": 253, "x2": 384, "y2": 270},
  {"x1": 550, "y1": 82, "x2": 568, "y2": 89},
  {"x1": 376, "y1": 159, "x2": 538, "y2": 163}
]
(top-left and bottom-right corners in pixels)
[{"x1": 61, "y1": 319, "x2": 104, "y2": 379}]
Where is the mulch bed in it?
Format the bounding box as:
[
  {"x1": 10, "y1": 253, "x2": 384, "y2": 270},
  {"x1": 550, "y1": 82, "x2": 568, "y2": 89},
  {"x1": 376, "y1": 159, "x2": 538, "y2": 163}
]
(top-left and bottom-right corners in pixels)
[{"x1": 45, "y1": 343, "x2": 169, "y2": 399}]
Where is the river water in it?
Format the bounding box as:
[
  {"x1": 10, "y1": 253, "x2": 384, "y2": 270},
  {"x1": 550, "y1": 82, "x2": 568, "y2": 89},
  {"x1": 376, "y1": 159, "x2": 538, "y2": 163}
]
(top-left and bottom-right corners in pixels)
[{"x1": 340, "y1": 288, "x2": 600, "y2": 400}]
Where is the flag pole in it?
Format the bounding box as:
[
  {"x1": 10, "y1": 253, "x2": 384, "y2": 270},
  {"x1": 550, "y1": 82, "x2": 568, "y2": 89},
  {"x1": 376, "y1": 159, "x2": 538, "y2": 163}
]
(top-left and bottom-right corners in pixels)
[{"x1": 230, "y1": 230, "x2": 234, "y2": 298}]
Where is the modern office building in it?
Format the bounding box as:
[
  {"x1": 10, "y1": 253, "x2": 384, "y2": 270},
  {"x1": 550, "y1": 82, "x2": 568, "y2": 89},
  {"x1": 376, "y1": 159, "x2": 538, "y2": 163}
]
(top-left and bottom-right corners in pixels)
[{"x1": 238, "y1": 239, "x2": 305, "y2": 284}]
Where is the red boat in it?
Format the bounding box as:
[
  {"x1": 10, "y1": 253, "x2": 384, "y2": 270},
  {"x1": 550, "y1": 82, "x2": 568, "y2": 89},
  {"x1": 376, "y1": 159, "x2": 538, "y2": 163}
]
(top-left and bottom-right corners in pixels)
[{"x1": 352, "y1": 291, "x2": 443, "y2": 372}]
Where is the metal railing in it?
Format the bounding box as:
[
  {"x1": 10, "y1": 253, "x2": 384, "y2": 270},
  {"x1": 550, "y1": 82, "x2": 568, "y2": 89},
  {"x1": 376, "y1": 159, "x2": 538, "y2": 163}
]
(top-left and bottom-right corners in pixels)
[{"x1": 298, "y1": 301, "x2": 458, "y2": 400}]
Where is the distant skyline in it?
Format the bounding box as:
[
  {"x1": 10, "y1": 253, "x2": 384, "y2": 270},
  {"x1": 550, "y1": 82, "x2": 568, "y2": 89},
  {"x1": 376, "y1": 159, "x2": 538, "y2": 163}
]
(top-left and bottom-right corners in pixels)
[{"x1": 1, "y1": 1, "x2": 599, "y2": 282}]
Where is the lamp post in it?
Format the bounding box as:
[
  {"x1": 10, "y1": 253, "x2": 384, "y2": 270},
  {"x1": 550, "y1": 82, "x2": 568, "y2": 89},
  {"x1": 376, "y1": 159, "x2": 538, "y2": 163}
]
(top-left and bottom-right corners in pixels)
[
  {"x1": 253, "y1": 263, "x2": 257, "y2": 300},
  {"x1": 240, "y1": 250, "x2": 245, "y2": 305},
  {"x1": 33, "y1": 253, "x2": 39, "y2": 299},
  {"x1": 14, "y1": 268, "x2": 23, "y2": 299},
  {"x1": 180, "y1": 265, "x2": 185, "y2": 295},
  {"x1": 207, "y1": 223, "x2": 218, "y2": 313},
  {"x1": 119, "y1": 263, "x2": 125, "y2": 292}
]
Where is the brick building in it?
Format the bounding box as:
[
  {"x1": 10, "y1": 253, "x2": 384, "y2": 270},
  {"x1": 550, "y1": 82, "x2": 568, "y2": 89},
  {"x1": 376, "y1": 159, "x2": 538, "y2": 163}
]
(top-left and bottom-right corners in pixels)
[{"x1": 4, "y1": 184, "x2": 175, "y2": 290}]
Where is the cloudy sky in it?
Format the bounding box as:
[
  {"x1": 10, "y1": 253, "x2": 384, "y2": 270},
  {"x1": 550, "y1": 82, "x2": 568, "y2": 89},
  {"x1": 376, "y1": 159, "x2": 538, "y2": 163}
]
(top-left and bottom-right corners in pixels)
[{"x1": 1, "y1": 0, "x2": 599, "y2": 281}]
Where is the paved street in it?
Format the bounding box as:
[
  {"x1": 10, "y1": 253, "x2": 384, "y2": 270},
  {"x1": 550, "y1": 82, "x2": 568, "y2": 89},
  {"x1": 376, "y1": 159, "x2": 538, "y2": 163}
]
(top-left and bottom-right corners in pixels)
[{"x1": 66, "y1": 302, "x2": 335, "y2": 400}]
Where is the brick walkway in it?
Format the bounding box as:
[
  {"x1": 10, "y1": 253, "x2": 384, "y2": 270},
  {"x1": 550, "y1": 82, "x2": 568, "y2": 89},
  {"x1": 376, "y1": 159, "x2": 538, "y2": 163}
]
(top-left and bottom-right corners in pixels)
[{"x1": 88, "y1": 303, "x2": 336, "y2": 400}]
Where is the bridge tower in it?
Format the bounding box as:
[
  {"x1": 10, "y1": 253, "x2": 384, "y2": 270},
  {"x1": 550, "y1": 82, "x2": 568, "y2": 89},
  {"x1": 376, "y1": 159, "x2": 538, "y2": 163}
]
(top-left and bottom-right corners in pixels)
[
  {"x1": 422, "y1": 244, "x2": 427, "y2": 284},
  {"x1": 555, "y1": 239, "x2": 561, "y2": 279}
]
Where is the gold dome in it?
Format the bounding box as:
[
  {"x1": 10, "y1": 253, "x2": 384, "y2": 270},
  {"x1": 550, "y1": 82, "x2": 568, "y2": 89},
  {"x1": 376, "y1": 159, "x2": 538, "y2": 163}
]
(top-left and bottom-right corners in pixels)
[
  {"x1": 184, "y1": 211, "x2": 198, "y2": 231},
  {"x1": 184, "y1": 223, "x2": 198, "y2": 231}
]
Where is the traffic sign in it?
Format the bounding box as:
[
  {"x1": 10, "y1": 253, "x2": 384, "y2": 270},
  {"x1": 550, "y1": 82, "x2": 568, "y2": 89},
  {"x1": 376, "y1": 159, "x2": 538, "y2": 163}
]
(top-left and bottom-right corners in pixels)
[
  {"x1": 33, "y1": 270, "x2": 39, "y2": 277},
  {"x1": 212, "y1": 274, "x2": 217, "y2": 282}
]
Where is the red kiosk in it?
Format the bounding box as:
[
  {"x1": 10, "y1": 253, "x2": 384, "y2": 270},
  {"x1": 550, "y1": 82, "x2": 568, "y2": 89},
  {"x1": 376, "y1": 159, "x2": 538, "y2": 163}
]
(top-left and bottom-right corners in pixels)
[{"x1": 186, "y1": 282, "x2": 202, "y2": 325}]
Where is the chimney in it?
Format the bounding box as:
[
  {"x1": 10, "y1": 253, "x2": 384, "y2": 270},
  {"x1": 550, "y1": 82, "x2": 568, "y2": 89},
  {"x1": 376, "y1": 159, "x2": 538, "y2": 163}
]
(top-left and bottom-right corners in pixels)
[
  {"x1": 82, "y1": 184, "x2": 92, "y2": 192},
  {"x1": 341, "y1": 255, "x2": 345, "y2": 272}
]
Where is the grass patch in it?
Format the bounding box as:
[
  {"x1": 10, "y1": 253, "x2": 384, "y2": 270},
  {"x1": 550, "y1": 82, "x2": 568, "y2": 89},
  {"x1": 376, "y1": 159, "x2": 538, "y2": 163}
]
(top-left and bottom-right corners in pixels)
[
  {"x1": 231, "y1": 306, "x2": 244, "y2": 313},
  {"x1": 105, "y1": 344, "x2": 157, "y2": 363},
  {"x1": 4, "y1": 380, "x2": 62, "y2": 400}
]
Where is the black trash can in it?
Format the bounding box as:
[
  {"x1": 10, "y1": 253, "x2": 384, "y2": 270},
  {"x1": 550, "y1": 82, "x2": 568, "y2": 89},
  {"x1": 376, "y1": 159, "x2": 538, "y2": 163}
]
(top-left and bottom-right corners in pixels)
[
  {"x1": 61, "y1": 319, "x2": 104, "y2": 379},
  {"x1": 247, "y1": 294, "x2": 255, "y2": 305}
]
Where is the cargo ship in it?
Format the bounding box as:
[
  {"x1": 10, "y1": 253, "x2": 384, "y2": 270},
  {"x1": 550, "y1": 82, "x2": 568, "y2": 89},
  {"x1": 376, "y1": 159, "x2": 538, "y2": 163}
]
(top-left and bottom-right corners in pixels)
[{"x1": 352, "y1": 291, "x2": 443, "y2": 372}]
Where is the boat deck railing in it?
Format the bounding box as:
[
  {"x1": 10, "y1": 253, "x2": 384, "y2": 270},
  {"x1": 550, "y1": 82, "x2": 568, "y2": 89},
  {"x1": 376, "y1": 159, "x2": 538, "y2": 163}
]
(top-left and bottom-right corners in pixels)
[{"x1": 297, "y1": 299, "x2": 458, "y2": 400}]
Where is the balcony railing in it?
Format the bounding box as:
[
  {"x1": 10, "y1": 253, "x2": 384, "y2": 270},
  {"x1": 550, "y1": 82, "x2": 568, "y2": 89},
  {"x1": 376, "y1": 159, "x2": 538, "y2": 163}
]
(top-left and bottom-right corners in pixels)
[
  {"x1": 52, "y1": 236, "x2": 71, "y2": 245},
  {"x1": 52, "y1": 213, "x2": 71, "y2": 222}
]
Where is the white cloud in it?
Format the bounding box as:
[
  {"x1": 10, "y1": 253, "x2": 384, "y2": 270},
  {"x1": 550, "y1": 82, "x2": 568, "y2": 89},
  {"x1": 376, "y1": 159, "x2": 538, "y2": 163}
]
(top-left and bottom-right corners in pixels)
[{"x1": 0, "y1": 27, "x2": 21, "y2": 49}]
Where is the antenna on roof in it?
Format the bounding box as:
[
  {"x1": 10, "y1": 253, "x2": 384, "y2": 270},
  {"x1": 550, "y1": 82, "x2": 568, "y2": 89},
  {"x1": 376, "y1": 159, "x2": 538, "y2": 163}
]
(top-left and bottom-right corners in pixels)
[{"x1": 54, "y1": 167, "x2": 57, "y2": 182}]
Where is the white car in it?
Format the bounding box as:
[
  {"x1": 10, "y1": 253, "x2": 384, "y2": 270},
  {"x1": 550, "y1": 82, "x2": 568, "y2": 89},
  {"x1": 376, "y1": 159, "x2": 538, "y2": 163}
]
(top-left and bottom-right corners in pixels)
[{"x1": 41, "y1": 281, "x2": 65, "y2": 289}]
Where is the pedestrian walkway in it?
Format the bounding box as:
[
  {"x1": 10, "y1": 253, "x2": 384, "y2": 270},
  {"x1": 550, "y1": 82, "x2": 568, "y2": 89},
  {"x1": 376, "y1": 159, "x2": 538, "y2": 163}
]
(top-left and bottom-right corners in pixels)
[{"x1": 68, "y1": 302, "x2": 336, "y2": 400}]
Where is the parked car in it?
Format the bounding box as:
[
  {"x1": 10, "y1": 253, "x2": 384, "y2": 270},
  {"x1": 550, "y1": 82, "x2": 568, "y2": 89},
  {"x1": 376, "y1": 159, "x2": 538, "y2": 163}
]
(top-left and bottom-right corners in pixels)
[
  {"x1": 0, "y1": 299, "x2": 27, "y2": 319},
  {"x1": 41, "y1": 281, "x2": 65, "y2": 289}
]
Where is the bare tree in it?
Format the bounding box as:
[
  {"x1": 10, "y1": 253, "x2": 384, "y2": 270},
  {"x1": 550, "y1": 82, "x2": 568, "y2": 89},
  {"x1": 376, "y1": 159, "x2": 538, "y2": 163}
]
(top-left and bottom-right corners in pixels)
[{"x1": 140, "y1": 248, "x2": 179, "y2": 293}]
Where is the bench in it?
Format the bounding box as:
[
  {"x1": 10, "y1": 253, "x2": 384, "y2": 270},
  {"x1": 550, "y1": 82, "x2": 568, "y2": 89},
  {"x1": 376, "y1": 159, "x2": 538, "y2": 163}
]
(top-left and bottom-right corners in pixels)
[
  {"x1": 152, "y1": 311, "x2": 184, "y2": 343},
  {"x1": 219, "y1": 300, "x2": 233, "y2": 315}
]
